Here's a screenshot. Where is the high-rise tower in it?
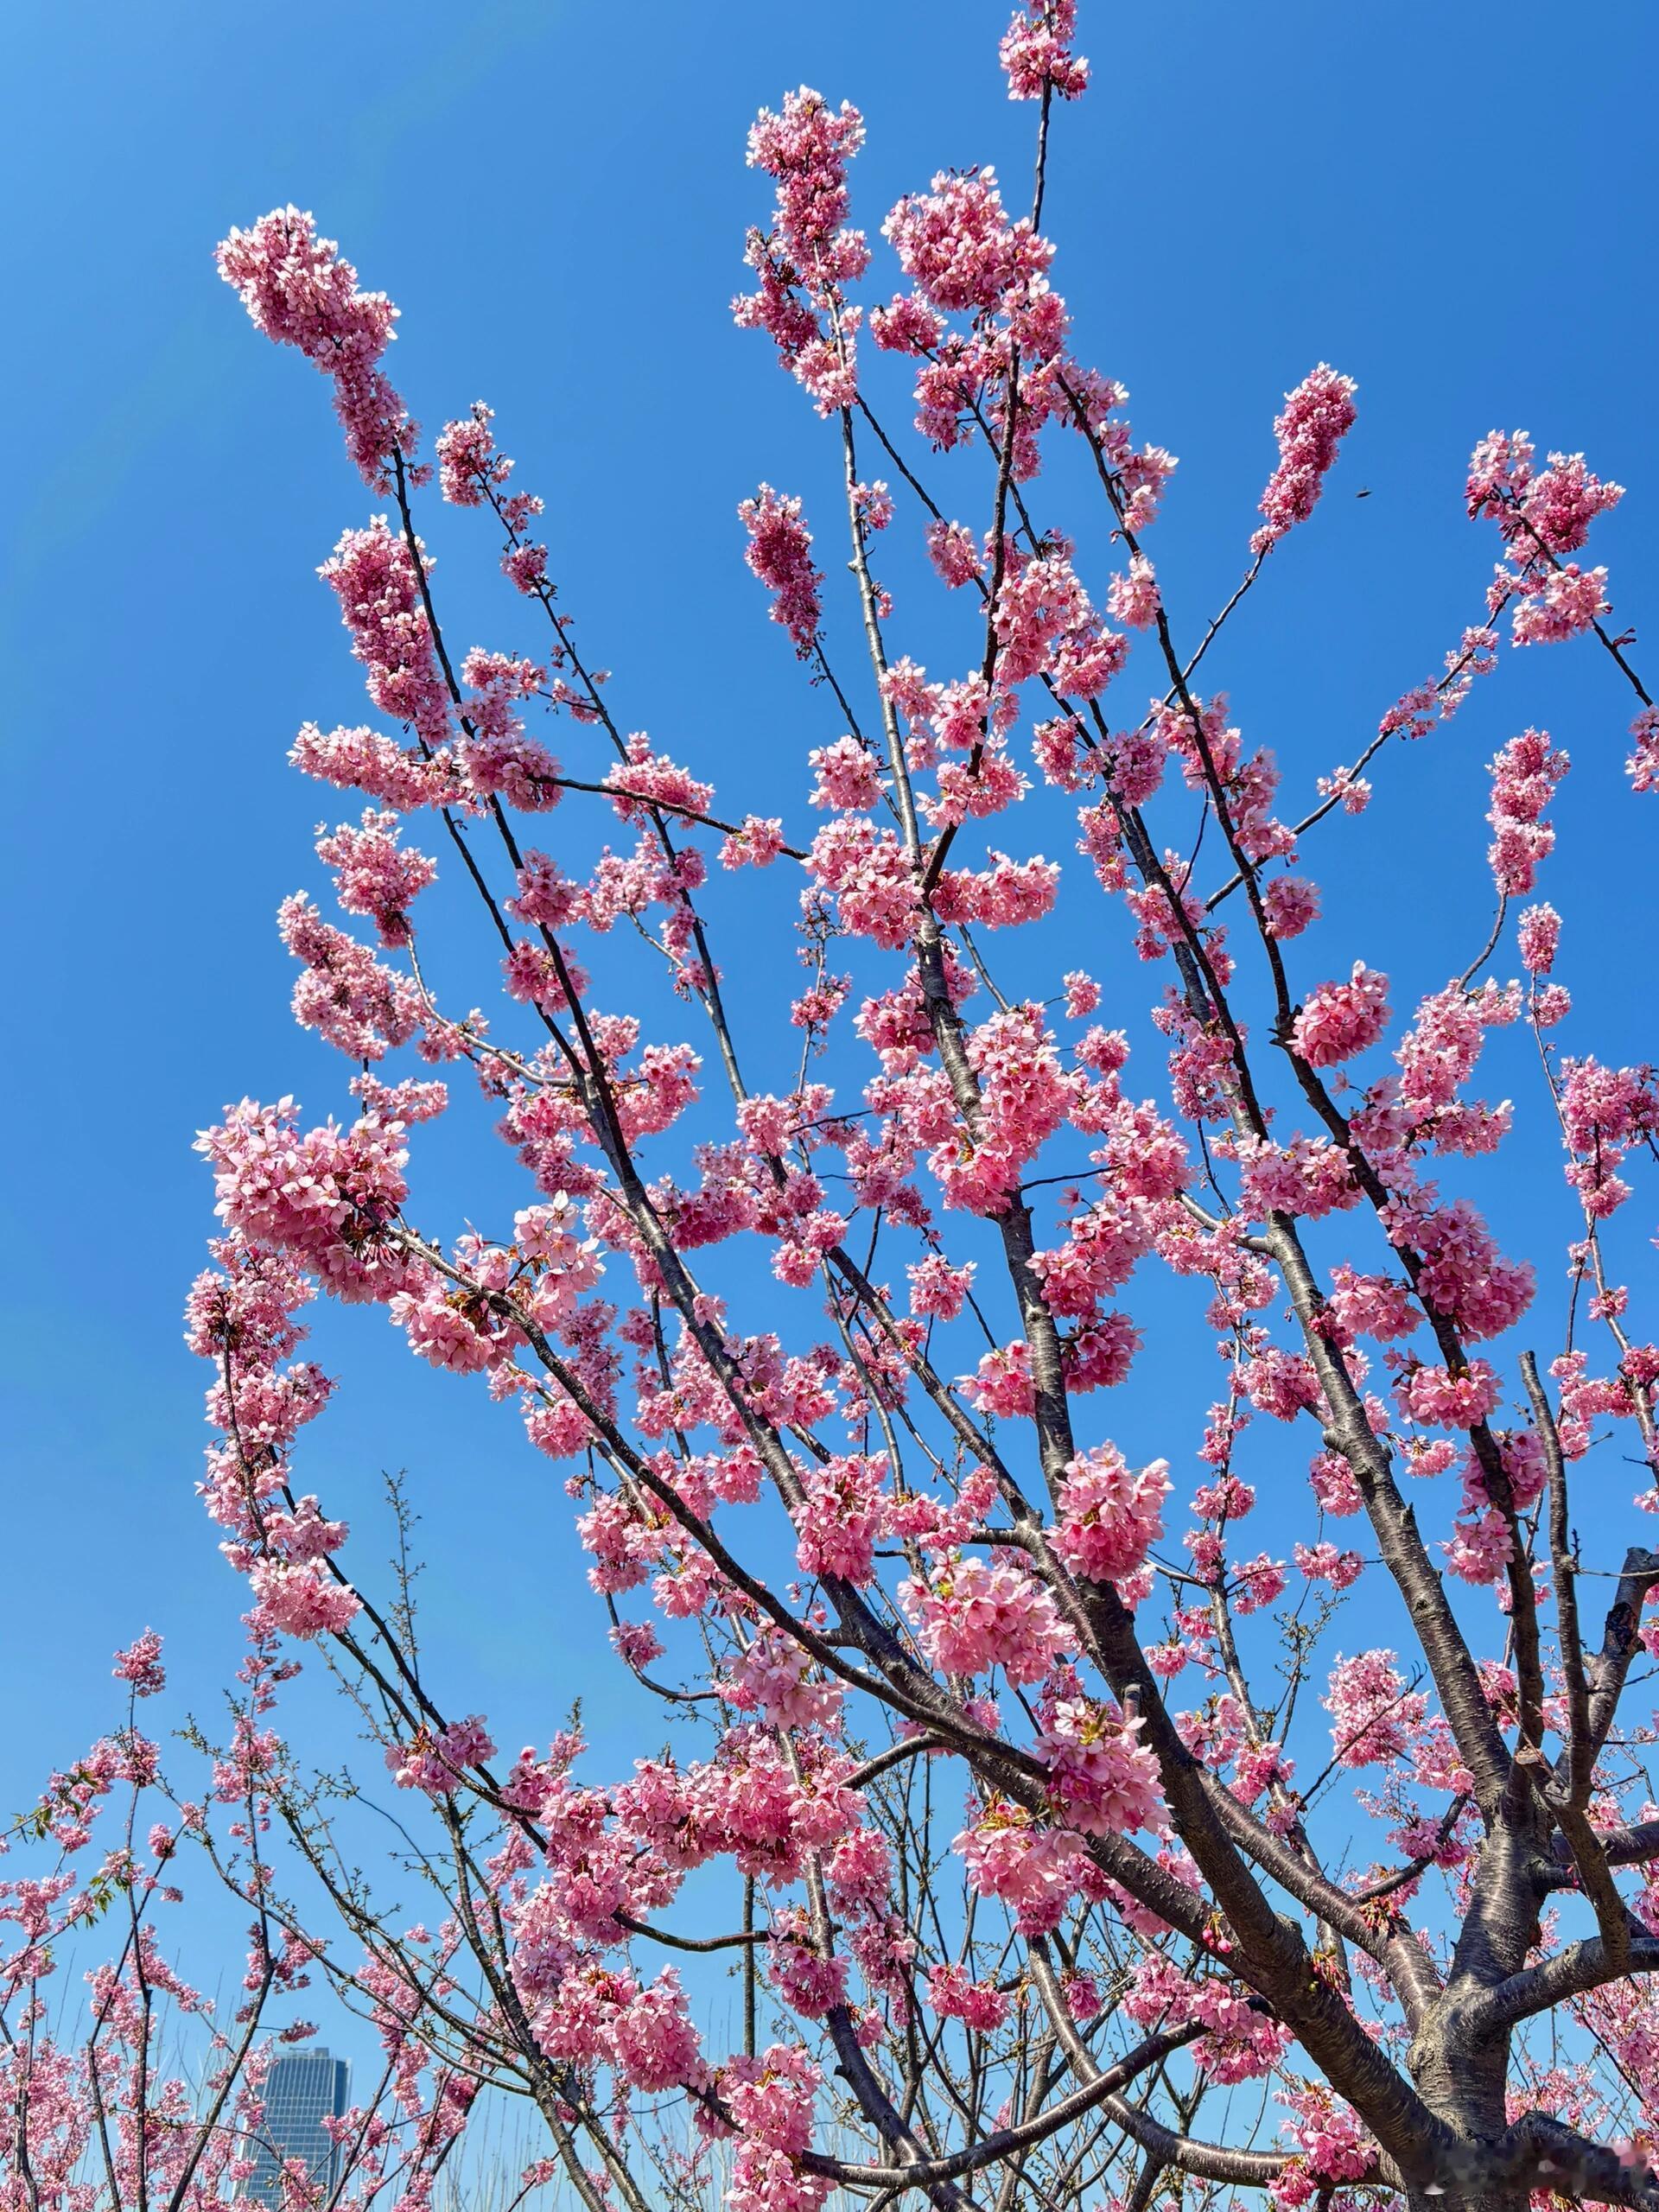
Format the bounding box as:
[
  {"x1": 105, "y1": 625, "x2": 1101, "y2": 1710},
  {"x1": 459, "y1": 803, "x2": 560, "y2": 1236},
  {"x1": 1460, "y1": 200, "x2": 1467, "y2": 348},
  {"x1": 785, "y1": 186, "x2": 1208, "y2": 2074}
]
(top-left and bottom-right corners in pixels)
[{"x1": 241, "y1": 2047, "x2": 350, "y2": 2202}]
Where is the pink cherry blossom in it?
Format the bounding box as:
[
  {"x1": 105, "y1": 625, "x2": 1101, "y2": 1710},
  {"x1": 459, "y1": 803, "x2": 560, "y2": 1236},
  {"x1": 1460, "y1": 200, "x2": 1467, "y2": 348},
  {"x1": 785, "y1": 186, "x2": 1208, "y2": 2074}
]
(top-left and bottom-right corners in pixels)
[
  {"x1": 1251, "y1": 365, "x2": 1357, "y2": 554},
  {"x1": 1106, "y1": 553, "x2": 1160, "y2": 630},
  {"x1": 740, "y1": 485, "x2": 823, "y2": 656},
  {"x1": 216, "y1": 207, "x2": 419, "y2": 488},
  {"x1": 883, "y1": 168, "x2": 1052, "y2": 316},
  {"x1": 1518, "y1": 900, "x2": 1561, "y2": 974},
  {"x1": 926, "y1": 518, "x2": 985, "y2": 587},
  {"x1": 1053, "y1": 1445, "x2": 1169, "y2": 1583},
  {"x1": 1290, "y1": 963, "x2": 1389, "y2": 1067},
  {"x1": 1486, "y1": 727, "x2": 1568, "y2": 894},
  {"x1": 999, "y1": 0, "x2": 1089, "y2": 100},
  {"x1": 1323, "y1": 1649, "x2": 1426, "y2": 1767},
  {"x1": 1039, "y1": 1696, "x2": 1166, "y2": 1835},
  {"x1": 112, "y1": 1631, "x2": 166, "y2": 1699},
  {"x1": 1628, "y1": 705, "x2": 1659, "y2": 791},
  {"x1": 901, "y1": 1554, "x2": 1070, "y2": 1683},
  {"x1": 926, "y1": 1960, "x2": 1010, "y2": 2031},
  {"x1": 247, "y1": 1556, "x2": 362, "y2": 1640}
]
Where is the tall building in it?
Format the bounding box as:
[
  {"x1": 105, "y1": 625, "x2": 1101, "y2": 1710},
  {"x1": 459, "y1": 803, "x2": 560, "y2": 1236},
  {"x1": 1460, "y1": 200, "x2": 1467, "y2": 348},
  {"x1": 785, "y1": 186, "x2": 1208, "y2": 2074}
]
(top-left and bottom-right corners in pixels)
[{"x1": 242, "y1": 2048, "x2": 351, "y2": 2203}]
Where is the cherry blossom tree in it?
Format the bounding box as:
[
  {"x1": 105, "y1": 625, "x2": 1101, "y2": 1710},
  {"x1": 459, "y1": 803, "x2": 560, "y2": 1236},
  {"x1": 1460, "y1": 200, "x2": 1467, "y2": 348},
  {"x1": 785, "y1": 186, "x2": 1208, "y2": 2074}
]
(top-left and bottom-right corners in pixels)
[
  {"x1": 0, "y1": 1636, "x2": 495, "y2": 2211},
  {"x1": 175, "y1": 4, "x2": 1659, "y2": 2209}
]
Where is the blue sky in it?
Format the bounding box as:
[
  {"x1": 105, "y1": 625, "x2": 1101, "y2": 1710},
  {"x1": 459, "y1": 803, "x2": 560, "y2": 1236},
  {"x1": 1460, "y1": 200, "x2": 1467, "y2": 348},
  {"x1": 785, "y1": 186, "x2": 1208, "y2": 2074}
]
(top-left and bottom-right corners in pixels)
[{"x1": 4, "y1": 0, "x2": 1657, "y2": 2075}]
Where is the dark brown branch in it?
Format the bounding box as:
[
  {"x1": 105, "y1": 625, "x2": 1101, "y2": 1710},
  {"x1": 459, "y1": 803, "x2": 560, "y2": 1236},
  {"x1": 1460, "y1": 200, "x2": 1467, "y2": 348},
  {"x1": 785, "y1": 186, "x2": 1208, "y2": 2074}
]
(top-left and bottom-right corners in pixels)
[
  {"x1": 1460, "y1": 1935, "x2": 1659, "y2": 2036},
  {"x1": 802, "y1": 2024, "x2": 1203, "y2": 2190}
]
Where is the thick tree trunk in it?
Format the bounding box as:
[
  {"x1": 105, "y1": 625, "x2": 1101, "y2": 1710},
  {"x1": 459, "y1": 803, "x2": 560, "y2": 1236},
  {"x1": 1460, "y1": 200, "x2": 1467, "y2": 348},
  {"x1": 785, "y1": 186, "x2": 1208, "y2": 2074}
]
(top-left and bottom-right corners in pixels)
[
  {"x1": 1408, "y1": 2196, "x2": 1527, "y2": 2212},
  {"x1": 1405, "y1": 2017, "x2": 1522, "y2": 2212}
]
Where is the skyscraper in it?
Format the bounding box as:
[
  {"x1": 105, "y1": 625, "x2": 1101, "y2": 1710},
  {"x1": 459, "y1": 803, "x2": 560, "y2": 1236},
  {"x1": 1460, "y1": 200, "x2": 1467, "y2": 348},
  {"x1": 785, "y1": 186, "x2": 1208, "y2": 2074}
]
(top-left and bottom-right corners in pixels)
[{"x1": 242, "y1": 2048, "x2": 351, "y2": 2203}]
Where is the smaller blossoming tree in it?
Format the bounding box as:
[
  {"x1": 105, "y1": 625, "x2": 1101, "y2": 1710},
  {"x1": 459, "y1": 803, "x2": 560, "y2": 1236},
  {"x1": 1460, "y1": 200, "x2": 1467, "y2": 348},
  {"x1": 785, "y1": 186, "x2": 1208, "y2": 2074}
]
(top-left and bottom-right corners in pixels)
[{"x1": 0, "y1": 1633, "x2": 508, "y2": 2211}]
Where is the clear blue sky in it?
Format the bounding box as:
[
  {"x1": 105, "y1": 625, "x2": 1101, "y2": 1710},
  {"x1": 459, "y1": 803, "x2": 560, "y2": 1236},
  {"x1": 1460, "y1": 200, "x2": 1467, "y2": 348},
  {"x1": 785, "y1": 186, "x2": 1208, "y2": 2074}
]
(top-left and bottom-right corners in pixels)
[{"x1": 3, "y1": 0, "x2": 1656, "y2": 2045}]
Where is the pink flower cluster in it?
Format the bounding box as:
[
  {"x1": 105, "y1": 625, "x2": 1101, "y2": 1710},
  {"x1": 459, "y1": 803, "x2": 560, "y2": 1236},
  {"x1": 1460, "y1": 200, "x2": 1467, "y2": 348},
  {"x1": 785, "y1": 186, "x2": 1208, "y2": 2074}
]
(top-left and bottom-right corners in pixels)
[
  {"x1": 247, "y1": 1554, "x2": 361, "y2": 1641},
  {"x1": 387, "y1": 1714, "x2": 498, "y2": 1794},
  {"x1": 195, "y1": 1098, "x2": 413, "y2": 1300},
  {"x1": 1124, "y1": 1955, "x2": 1293, "y2": 2086},
  {"x1": 216, "y1": 206, "x2": 419, "y2": 487},
  {"x1": 320, "y1": 518, "x2": 453, "y2": 750},
  {"x1": 278, "y1": 893, "x2": 426, "y2": 1061},
  {"x1": 925, "y1": 1960, "x2": 1010, "y2": 2031},
  {"x1": 734, "y1": 87, "x2": 869, "y2": 414},
  {"x1": 112, "y1": 1631, "x2": 166, "y2": 1699},
  {"x1": 740, "y1": 485, "x2": 823, "y2": 656},
  {"x1": 1629, "y1": 704, "x2": 1659, "y2": 793},
  {"x1": 883, "y1": 168, "x2": 1052, "y2": 318},
  {"x1": 794, "y1": 1452, "x2": 888, "y2": 1585},
  {"x1": 934, "y1": 1003, "x2": 1081, "y2": 1215},
  {"x1": 746, "y1": 90, "x2": 868, "y2": 286},
  {"x1": 723, "y1": 2045, "x2": 830, "y2": 2212},
  {"x1": 955, "y1": 1802, "x2": 1087, "y2": 1934},
  {"x1": 901, "y1": 1553, "x2": 1070, "y2": 1683},
  {"x1": 1468, "y1": 430, "x2": 1623, "y2": 646},
  {"x1": 1518, "y1": 900, "x2": 1560, "y2": 975},
  {"x1": 1486, "y1": 728, "x2": 1567, "y2": 895},
  {"x1": 1376, "y1": 623, "x2": 1499, "y2": 744},
  {"x1": 1560, "y1": 1058, "x2": 1659, "y2": 1217},
  {"x1": 1323, "y1": 1649, "x2": 1426, "y2": 1768},
  {"x1": 315, "y1": 808, "x2": 437, "y2": 945},
  {"x1": 1399, "y1": 1357, "x2": 1502, "y2": 1431},
  {"x1": 1250, "y1": 365, "x2": 1357, "y2": 554},
  {"x1": 999, "y1": 0, "x2": 1089, "y2": 99},
  {"x1": 1039, "y1": 1695, "x2": 1166, "y2": 1836},
  {"x1": 1053, "y1": 1444, "x2": 1169, "y2": 1582},
  {"x1": 1275, "y1": 2082, "x2": 1374, "y2": 2187},
  {"x1": 1291, "y1": 964, "x2": 1389, "y2": 1068}
]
